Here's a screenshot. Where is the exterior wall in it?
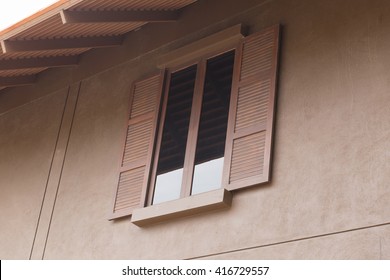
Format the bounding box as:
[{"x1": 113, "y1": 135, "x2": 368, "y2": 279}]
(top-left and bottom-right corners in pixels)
[
  {"x1": 0, "y1": 89, "x2": 67, "y2": 259},
  {"x1": 199, "y1": 224, "x2": 390, "y2": 259},
  {"x1": 0, "y1": 0, "x2": 389, "y2": 259}
]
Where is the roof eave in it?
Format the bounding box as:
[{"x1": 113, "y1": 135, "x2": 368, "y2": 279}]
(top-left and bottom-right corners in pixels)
[{"x1": 0, "y1": 0, "x2": 84, "y2": 40}]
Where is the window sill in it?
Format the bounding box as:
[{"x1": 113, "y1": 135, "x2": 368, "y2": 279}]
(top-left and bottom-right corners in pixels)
[{"x1": 131, "y1": 188, "x2": 232, "y2": 227}]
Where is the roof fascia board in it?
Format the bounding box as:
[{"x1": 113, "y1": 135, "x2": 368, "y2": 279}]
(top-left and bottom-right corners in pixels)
[
  {"x1": 1, "y1": 36, "x2": 123, "y2": 53},
  {"x1": 0, "y1": 75, "x2": 36, "y2": 87},
  {"x1": 60, "y1": 10, "x2": 180, "y2": 24},
  {"x1": 0, "y1": 56, "x2": 79, "y2": 70}
]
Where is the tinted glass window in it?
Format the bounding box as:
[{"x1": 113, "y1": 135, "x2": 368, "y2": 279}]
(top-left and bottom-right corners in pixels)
[
  {"x1": 153, "y1": 65, "x2": 197, "y2": 204},
  {"x1": 192, "y1": 51, "x2": 235, "y2": 195}
]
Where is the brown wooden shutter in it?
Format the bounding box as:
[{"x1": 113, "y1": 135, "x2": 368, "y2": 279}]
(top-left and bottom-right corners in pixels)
[
  {"x1": 110, "y1": 73, "x2": 164, "y2": 220},
  {"x1": 223, "y1": 25, "x2": 280, "y2": 191}
]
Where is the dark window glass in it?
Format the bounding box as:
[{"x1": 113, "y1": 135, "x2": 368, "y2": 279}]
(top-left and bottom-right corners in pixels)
[
  {"x1": 153, "y1": 65, "x2": 197, "y2": 204},
  {"x1": 192, "y1": 50, "x2": 235, "y2": 195}
]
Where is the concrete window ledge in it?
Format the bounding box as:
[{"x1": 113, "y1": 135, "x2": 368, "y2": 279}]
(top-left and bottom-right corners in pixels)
[{"x1": 131, "y1": 188, "x2": 232, "y2": 227}]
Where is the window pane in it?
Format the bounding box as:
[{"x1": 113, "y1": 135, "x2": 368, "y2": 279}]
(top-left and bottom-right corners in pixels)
[
  {"x1": 153, "y1": 168, "x2": 183, "y2": 204},
  {"x1": 192, "y1": 50, "x2": 235, "y2": 195},
  {"x1": 192, "y1": 157, "x2": 224, "y2": 195},
  {"x1": 153, "y1": 65, "x2": 197, "y2": 204}
]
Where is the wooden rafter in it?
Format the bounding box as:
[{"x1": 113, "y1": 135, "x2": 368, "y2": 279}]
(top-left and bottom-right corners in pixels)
[
  {"x1": 0, "y1": 56, "x2": 79, "y2": 70},
  {"x1": 0, "y1": 75, "x2": 36, "y2": 87},
  {"x1": 60, "y1": 9, "x2": 180, "y2": 24},
  {"x1": 1, "y1": 36, "x2": 123, "y2": 53}
]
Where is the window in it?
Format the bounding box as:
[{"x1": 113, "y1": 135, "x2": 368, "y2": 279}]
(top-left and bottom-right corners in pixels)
[
  {"x1": 109, "y1": 25, "x2": 280, "y2": 222},
  {"x1": 151, "y1": 50, "x2": 235, "y2": 205}
]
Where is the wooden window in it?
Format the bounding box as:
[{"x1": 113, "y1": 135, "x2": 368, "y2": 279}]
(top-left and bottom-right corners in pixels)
[
  {"x1": 149, "y1": 50, "x2": 235, "y2": 205},
  {"x1": 110, "y1": 25, "x2": 280, "y2": 220}
]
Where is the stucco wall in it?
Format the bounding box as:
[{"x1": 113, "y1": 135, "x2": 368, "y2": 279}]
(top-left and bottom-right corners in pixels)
[
  {"x1": 0, "y1": 0, "x2": 389, "y2": 259},
  {"x1": 0, "y1": 89, "x2": 67, "y2": 259}
]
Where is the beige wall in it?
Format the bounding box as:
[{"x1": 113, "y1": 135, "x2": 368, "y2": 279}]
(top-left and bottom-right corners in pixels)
[
  {"x1": 0, "y1": 89, "x2": 67, "y2": 259},
  {"x1": 198, "y1": 224, "x2": 390, "y2": 260},
  {"x1": 0, "y1": 0, "x2": 389, "y2": 259}
]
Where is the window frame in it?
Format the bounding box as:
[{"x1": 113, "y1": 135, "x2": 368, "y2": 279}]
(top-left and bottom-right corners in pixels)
[{"x1": 146, "y1": 46, "x2": 237, "y2": 206}]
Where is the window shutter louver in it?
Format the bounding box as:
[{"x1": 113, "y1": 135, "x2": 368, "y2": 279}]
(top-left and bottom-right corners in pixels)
[
  {"x1": 223, "y1": 25, "x2": 280, "y2": 191},
  {"x1": 110, "y1": 73, "x2": 164, "y2": 220}
]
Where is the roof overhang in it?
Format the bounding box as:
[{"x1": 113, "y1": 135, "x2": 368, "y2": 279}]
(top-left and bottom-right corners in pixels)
[{"x1": 0, "y1": 0, "x2": 197, "y2": 90}]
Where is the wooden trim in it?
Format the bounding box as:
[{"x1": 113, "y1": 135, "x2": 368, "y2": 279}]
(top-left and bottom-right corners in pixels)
[
  {"x1": 110, "y1": 208, "x2": 134, "y2": 221},
  {"x1": 139, "y1": 70, "x2": 166, "y2": 208},
  {"x1": 127, "y1": 112, "x2": 155, "y2": 126},
  {"x1": 153, "y1": 48, "x2": 245, "y2": 201},
  {"x1": 232, "y1": 123, "x2": 267, "y2": 139},
  {"x1": 147, "y1": 70, "x2": 172, "y2": 206},
  {"x1": 262, "y1": 25, "x2": 281, "y2": 182},
  {"x1": 0, "y1": 56, "x2": 79, "y2": 70},
  {"x1": 1, "y1": 36, "x2": 123, "y2": 53},
  {"x1": 0, "y1": 75, "x2": 37, "y2": 87},
  {"x1": 157, "y1": 24, "x2": 246, "y2": 69},
  {"x1": 61, "y1": 10, "x2": 180, "y2": 24},
  {"x1": 142, "y1": 25, "x2": 280, "y2": 214},
  {"x1": 120, "y1": 159, "x2": 147, "y2": 173},
  {"x1": 223, "y1": 24, "x2": 280, "y2": 190},
  {"x1": 166, "y1": 45, "x2": 239, "y2": 75},
  {"x1": 109, "y1": 79, "x2": 134, "y2": 220},
  {"x1": 131, "y1": 188, "x2": 232, "y2": 227},
  {"x1": 109, "y1": 72, "x2": 164, "y2": 220},
  {"x1": 238, "y1": 69, "x2": 274, "y2": 87},
  {"x1": 226, "y1": 175, "x2": 267, "y2": 191},
  {"x1": 181, "y1": 60, "x2": 206, "y2": 197},
  {"x1": 221, "y1": 43, "x2": 243, "y2": 188}
]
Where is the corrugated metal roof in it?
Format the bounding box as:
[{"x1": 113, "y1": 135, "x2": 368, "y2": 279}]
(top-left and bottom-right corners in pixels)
[
  {"x1": 0, "y1": 48, "x2": 90, "y2": 59},
  {"x1": 12, "y1": 14, "x2": 146, "y2": 40},
  {"x1": 70, "y1": 0, "x2": 196, "y2": 11},
  {"x1": 0, "y1": 68, "x2": 48, "y2": 77},
  {"x1": 0, "y1": 0, "x2": 197, "y2": 90}
]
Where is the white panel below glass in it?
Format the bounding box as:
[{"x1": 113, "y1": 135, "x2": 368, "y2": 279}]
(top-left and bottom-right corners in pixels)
[
  {"x1": 153, "y1": 168, "x2": 183, "y2": 204},
  {"x1": 191, "y1": 157, "x2": 223, "y2": 195}
]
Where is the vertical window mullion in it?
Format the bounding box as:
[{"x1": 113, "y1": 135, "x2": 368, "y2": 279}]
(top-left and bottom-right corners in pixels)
[{"x1": 180, "y1": 59, "x2": 207, "y2": 198}]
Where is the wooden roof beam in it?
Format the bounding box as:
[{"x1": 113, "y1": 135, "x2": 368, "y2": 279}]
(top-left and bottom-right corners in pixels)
[
  {"x1": 60, "y1": 9, "x2": 180, "y2": 24},
  {"x1": 0, "y1": 56, "x2": 79, "y2": 70},
  {"x1": 0, "y1": 75, "x2": 36, "y2": 87},
  {"x1": 1, "y1": 36, "x2": 123, "y2": 53}
]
